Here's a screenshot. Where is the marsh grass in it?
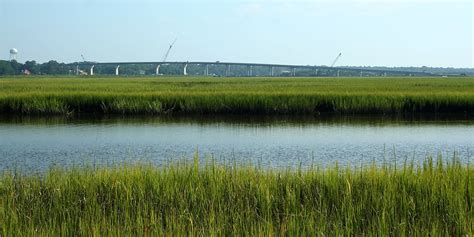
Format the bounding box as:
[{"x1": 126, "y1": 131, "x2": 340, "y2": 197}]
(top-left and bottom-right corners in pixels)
[
  {"x1": 0, "y1": 156, "x2": 472, "y2": 236},
  {"x1": 1, "y1": 76, "x2": 474, "y2": 115}
]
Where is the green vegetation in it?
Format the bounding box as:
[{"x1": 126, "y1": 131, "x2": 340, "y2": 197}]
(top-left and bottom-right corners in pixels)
[
  {"x1": 1, "y1": 76, "x2": 474, "y2": 115},
  {"x1": 0, "y1": 157, "x2": 472, "y2": 236}
]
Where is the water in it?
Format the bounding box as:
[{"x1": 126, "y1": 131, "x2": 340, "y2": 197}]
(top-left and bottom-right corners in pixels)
[{"x1": 0, "y1": 116, "x2": 473, "y2": 173}]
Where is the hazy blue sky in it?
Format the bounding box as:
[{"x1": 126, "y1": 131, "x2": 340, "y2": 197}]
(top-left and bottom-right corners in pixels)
[{"x1": 0, "y1": 0, "x2": 472, "y2": 67}]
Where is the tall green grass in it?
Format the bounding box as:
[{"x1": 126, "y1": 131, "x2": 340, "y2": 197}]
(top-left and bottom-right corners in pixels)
[
  {"x1": 1, "y1": 76, "x2": 474, "y2": 115},
  {"x1": 1, "y1": 156, "x2": 472, "y2": 236}
]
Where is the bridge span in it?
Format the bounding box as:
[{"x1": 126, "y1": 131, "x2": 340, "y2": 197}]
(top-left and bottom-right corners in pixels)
[{"x1": 78, "y1": 61, "x2": 437, "y2": 77}]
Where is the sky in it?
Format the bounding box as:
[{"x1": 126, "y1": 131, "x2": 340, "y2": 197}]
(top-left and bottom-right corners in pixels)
[{"x1": 0, "y1": 0, "x2": 472, "y2": 68}]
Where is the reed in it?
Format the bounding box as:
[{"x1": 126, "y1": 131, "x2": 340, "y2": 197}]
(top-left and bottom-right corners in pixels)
[
  {"x1": 1, "y1": 76, "x2": 474, "y2": 115},
  {"x1": 0, "y1": 156, "x2": 472, "y2": 236}
]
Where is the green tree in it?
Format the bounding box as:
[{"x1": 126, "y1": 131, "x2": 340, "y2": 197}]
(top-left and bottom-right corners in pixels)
[
  {"x1": 41, "y1": 60, "x2": 61, "y2": 75},
  {"x1": 24, "y1": 60, "x2": 39, "y2": 74},
  {"x1": 0, "y1": 60, "x2": 16, "y2": 75}
]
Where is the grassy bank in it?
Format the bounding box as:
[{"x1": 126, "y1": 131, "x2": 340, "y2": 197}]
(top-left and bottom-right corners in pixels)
[
  {"x1": 1, "y1": 76, "x2": 474, "y2": 115},
  {"x1": 0, "y1": 157, "x2": 472, "y2": 236}
]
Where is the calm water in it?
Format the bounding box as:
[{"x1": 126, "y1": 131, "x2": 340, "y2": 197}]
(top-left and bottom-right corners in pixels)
[{"x1": 0, "y1": 116, "x2": 473, "y2": 173}]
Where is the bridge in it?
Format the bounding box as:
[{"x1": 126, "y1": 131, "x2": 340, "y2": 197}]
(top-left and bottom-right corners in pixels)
[{"x1": 78, "y1": 61, "x2": 437, "y2": 77}]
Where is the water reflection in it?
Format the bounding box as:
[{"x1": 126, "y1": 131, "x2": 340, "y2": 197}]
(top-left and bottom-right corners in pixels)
[{"x1": 0, "y1": 115, "x2": 473, "y2": 173}]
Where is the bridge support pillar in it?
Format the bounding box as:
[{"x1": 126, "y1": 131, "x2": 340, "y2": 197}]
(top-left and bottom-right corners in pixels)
[
  {"x1": 337, "y1": 70, "x2": 340, "y2": 77},
  {"x1": 292, "y1": 67, "x2": 296, "y2": 77},
  {"x1": 314, "y1": 68, "x2": 318, "y2": 76},
  {"x1": 184, "y1": 64, "x2": 188, "y2": 76},
  {"x1": 205, "y1": 64, "x2": 209, "y2": 76},
  {"x1": 271, "y1": 67, "x2": 274, "y2": 77},
  {"x1": 90, "y1": 65, "x2": 95, "y2": 76},
  {"x1": 115, "y1": 65, "x2": 120, "y2": 76},
  {"x1": 248, "y1": 66, "x2": 253, "y2": 77},
  {"x1": 76, "y1": 65, "x2": 79, "y2": 75},
  {"x1": 226, "y1": 64, "x2": 231, "y2": 77},
  {"x1": 156, "y1": 65, "x2": 161, "y2": 75}
]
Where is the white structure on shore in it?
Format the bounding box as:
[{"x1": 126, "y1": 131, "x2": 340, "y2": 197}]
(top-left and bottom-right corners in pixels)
[{"x1": 9, "y1": 48, "x2": 18, "y2": 61}]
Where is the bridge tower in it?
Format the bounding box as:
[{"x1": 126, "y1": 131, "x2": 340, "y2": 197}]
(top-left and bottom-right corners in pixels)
[
  {"x1": 183, "y1": 63, "x2": 188, "y2": 76},
  {"x1": 156, "y1": 65, "x2": 162, "y2": 75},
  {"x1": 226, "y1": 64, "x2": 231, "y2": 77}
]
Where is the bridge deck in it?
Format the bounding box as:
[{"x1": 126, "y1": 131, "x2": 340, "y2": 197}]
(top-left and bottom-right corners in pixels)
[{"x1": 78, "y1": 61, "x2": 437, "y2": 76}]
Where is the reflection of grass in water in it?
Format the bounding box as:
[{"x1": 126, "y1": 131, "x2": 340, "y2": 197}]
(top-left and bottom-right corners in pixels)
[
  {"x1": 1, "y1": 155, "x2": 472, "y2": 235},
  {"x1": 1, "y1": 76, "x2": 474, "y2": 115},
  {"x1": 2, "y1": 113, "x2": 474, "y2": 127}
]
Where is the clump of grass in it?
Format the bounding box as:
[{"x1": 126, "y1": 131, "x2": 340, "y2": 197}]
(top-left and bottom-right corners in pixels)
[
  {"x1": 3, "y1": 96, "x2": 71, "y2": 114},
  {"x1": 0, "y1": 156, "x2": 472, "y2": 236},
  {"x1": 1, "y1": 76, "x2": 474, "y2": 115}
]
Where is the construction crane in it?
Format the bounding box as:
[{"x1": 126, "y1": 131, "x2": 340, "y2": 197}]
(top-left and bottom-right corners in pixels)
[
  {"x1": 162, "y1": 38, "x2": 177, "y2": 62},
  {"x1": 330, "y1": 53, "x2": 342, "y2": 67}
]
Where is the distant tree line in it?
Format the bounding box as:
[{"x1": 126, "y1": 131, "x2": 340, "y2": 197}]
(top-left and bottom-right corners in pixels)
[
  {"x1": 0, "y1": 60, "x2": 75, "y2": 75},
  {"x1": 1, "y1": 59, "x2": 472, "y2": 76},
  {"x1": 343, "y1": 66, "x2": 474, "y2": 76}
]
